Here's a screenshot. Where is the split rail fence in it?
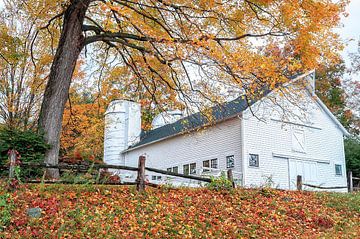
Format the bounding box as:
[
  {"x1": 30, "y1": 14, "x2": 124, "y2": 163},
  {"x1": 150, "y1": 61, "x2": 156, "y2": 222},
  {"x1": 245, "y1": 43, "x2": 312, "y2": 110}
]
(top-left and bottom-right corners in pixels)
[
  {"x1": 3, "y1": 151, "x2": 358, "y2": 192},
  {"x1": 296, "y1": 174, "x2": 358, "y2": 192},
  {"x1": 1, "y1": 152, "x2": 238, "y2": 192}
]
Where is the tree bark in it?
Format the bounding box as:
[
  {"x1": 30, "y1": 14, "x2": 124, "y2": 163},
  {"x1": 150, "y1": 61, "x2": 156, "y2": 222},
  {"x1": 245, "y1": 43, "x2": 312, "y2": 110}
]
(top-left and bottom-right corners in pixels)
[{"x1": 38, "y1": 0, "x2": 91, "y2": 179}]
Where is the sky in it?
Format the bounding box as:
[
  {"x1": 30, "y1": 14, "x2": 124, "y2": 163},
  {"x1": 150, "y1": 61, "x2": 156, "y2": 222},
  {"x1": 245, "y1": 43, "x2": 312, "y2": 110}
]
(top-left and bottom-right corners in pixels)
[{"x1": 338, "y1": 0, "x2": 360, "y2": 66}]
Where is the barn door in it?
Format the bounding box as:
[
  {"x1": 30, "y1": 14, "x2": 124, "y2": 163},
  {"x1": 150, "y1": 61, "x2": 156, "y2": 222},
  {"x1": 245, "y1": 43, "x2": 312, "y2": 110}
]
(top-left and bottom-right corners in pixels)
[{"x1": 289, "y1": 159, "x2": 318, "y2": 190}]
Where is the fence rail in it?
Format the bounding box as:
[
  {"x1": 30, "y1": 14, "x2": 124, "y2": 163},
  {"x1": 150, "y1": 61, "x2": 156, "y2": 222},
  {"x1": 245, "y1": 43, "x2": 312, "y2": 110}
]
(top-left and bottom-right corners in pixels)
[
  {"x1": 348, "y1": 171, "x2": 360, "y2": 192},
  {"x1": 296, "y1": 175, "x2": 349, "y2": 191},
  {"x1": 1, "y1": 155, "x2": 233, "y2": 191}
]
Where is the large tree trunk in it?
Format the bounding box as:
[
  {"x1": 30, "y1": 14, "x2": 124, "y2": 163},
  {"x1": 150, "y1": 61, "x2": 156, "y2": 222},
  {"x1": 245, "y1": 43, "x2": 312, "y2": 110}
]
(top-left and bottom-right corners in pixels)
[{"x1": 38, "y1": 0, "x2": 90, "y2": 179}]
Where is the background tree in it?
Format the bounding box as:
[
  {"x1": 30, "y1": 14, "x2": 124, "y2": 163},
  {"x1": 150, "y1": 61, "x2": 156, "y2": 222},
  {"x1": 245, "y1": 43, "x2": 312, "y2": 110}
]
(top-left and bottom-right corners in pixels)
[
  {"x1": 60, "y1": 91, "x2": 104, "y2": 162},
  {"x1": 348, "y1": 39, "x2": 360, "y2": 128},
  {"x1": 0, "y1": 2, "x2": 54, "y2": 129},
  {"x1": 315, "y1": 61, "x2": 354, "y2": 130},
  {"x1": 345, "y1": 137, "x2": 360, "y2": 177},
  {"x1": 342, "y1": 39, "x2": 360, "y2": 177},
  {"x1": 12, "y1": 0, "x2": 348, "y2": 178}
]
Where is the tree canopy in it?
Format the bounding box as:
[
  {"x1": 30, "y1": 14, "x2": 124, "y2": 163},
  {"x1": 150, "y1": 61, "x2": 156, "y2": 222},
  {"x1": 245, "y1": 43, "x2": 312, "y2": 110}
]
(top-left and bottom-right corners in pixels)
[{"x1": 1, "y1": 0, "x2": 349, "y2": 178}]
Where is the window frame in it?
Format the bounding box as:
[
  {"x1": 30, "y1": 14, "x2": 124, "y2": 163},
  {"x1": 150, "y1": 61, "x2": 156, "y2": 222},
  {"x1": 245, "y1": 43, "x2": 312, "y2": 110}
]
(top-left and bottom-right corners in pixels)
[
  {"x1": 210, "y1": 158, "x2": 218, "y2": 169},
  {"x1": 183, "y1": 164, "x2": 190, "y2": 175},
  {"x1": 292, "y1": 128, "x2": 306, "y2": 153},
  {"x1": 190, "y1": 163, "x2": 197, "y2": 175},
  {"x1": 249, "y1": 154, "x2": 259, "y2": 168},
  {"x1": 203, "y1": 160, "x2": 210, "y2": 172},
  {"x1": 335, "y1": 164, "x2": 342, "y2": 176},
  {"x1": 172, "y1": 166, "x2": 178, "y2": 173},
  {"x1": 226, "y1": 155, "x2": 235, "y2": 168}
]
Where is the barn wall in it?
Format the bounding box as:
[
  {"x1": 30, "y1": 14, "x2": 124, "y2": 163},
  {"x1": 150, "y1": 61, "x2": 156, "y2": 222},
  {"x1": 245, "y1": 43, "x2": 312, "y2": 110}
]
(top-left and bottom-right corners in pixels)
[
  {"x1": 242, "y1": 89, "x2": 347, "y2": 192},
  {"x1": 123, "y1": 117, "x2": 243, "y2": 184}
]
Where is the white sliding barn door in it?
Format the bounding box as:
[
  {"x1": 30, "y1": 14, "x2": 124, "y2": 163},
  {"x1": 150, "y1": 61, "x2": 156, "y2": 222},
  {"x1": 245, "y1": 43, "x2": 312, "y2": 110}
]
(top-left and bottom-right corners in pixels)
[
  {"x1": 271, "y1": 156, "x2": 291, "y2": 190},
  {"x1": 288, "y1": 159, "x2": 318, "y2": 190}
]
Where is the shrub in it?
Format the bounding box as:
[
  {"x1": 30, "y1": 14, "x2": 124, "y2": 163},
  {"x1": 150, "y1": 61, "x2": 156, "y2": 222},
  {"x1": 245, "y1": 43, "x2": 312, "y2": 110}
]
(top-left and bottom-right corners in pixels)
[
  {"x1": 0, "y1": 192, "x2": 13, "y2": 231},
  {"x1": 0, "y1": 127, "x2": 49, "y2": 178},
  {"x1": 345, "y1": 137, "x2": 360, "y2": 177},
  {"x1": 207, "y1": 173, "x2": 233, "y2": 191}
]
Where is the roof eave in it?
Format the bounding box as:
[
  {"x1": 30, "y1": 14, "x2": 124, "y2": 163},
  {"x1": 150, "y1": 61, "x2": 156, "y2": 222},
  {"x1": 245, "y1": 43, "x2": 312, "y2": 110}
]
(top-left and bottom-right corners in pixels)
[{"x1": 314, "y1": 95, "x2": 350, "y2": 137}]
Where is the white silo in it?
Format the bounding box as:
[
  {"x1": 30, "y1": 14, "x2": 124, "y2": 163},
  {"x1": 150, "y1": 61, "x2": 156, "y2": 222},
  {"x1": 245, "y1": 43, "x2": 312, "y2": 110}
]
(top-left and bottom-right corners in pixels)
[{"x1": 103, "y1": 100, "x2": 141, "y2": 165}]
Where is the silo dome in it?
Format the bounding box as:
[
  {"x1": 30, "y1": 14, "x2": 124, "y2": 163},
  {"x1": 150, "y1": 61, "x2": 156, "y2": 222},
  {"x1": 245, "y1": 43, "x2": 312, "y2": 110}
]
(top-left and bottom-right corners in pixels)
[{"x1": 151, "y1": 110, "x2": 183, "y2": 129}]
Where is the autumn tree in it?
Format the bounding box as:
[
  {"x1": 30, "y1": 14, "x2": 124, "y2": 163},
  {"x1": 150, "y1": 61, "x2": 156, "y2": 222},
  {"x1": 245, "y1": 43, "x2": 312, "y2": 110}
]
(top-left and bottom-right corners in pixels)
[
  {"x1": 61, "y1": 88, "x2": 105, "y2": 162},
  {"x1": 14, "y1": 0, "x2": 348, "y2": 178},
  {"x1": 315, "y1": 61, "x2": 355, "y2": 130},
  {"x1": 348, "y1": 39, "x2": 360, "y2": 127},
  {"x1": 0, "y1": 2, "x2": 54, "y2": 129}
]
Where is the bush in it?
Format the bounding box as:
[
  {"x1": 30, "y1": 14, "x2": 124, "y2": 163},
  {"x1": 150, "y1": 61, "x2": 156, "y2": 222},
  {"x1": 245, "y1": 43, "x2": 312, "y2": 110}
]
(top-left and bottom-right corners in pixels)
[
  {"x1": 345, "y1": 137, "x2": 360, "y2": 177},
  {"x1": 0, "y1": 193, "x2": 13, "y2": 231},
  {"x1": 0, "y1": 127, "x2": 49, "y2": 178},
  {"x1": 207, "y1": 173, "x2": 233, "y2": 191}
]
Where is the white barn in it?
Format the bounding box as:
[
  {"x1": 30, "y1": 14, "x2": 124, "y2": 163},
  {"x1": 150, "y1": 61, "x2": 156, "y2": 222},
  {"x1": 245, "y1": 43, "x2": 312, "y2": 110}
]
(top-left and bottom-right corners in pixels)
[{"x1": 103, "y1": 71, "x2": 349, "y2": 191}]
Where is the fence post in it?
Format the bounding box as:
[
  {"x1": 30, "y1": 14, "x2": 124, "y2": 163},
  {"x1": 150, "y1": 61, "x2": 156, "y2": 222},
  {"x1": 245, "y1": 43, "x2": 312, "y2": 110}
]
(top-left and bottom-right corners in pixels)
[
  {"x1": 348, "y1": 171, "x2": 353, "y2": 193},
  {"x1": 136, "y1": 156, "x2": 146, "y2": 192},
  {"x1": 227, "y1": 169, "x2": 235, "y2": 188},
  {"x1": 296, "y1": 175, "x2": 302, "y2": 191},
  {"x1": 8, "y1": 150, "x2": 17, "y2": 179}
]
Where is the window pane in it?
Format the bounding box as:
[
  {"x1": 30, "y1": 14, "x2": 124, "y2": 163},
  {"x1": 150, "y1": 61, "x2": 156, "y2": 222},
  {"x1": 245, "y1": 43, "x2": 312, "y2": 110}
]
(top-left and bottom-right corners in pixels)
[
  {"x1": 335, "y1": 164, "x2": 342, "y2": 176},
  {"x1": 226, "y1": 155, "x2": 235, "y2": 168},
  {"x1": 167, "y1": 168, "x2": 172, "y2": 172},
  {"x1": 172, "y1": 166, "x2": 178, "y2": 173},
  {"x1": 190, "y1": 163, "x2": 196, "y2": 174},
  {"x1": 249, "y1": 154, "x2": 259, "y2": 167},
  {"x1": 211, "y1": 159, "x2": 218, "y2": 169},
  {"x1": 203, "y1": 160, "x2": 210, "y2": 172},
  {"x1": 183, "y1": 164, "x2": 190, "y2": 175}
]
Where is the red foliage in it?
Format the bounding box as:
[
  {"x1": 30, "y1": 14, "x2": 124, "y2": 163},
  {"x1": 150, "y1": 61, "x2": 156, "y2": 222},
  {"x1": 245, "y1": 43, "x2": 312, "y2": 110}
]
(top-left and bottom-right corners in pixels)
[{"x1": 1, "y1": 184, "x2": 359, "y2": 238}]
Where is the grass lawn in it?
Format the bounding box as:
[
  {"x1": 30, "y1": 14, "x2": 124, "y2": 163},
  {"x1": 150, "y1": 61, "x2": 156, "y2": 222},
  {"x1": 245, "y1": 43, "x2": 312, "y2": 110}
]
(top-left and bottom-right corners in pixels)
[{"x1": 0, "y1": 181, "x2": 359, "y2": 238}]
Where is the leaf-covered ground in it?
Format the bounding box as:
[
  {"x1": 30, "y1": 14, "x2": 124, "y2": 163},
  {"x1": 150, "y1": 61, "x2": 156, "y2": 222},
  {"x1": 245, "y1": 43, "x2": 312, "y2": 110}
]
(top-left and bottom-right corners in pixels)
[{"x1": 1, "y1": 183, "x2": 359, "y2": 238}]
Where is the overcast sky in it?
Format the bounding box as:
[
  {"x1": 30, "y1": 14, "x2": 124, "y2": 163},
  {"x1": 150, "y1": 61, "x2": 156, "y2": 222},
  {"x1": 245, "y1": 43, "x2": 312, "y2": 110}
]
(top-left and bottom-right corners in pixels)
[{"x1": 338, "y1": 0, "x2": 360, "y2": 66}]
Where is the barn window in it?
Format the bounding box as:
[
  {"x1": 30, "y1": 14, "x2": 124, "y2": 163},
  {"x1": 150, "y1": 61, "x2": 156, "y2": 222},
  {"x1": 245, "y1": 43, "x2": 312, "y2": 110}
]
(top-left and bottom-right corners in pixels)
[
  {"x1": 152, "y1": 176, "x2": 162, "y2": 180},
  {"x1": 167, "y1": 166, "x2": 178, "y2": 173},
  {"x1": 190, "y1": 163, "x2": 197, "y2": 174},
  {"x1": 292, "y1": 129, "x2": 306, "y2": 153},
  {"x1": 335, "y1": 164, "x2": 342, "y2": 176},
  {"x1": 226, "y1": 155, "x2": 235, "y2": 168},
  {"x1": 249, "y1": 154, "x2": 259, "y2": 167},
  {"x1": 203, "y1": 160, "x2": 210, "y2": 172},
  {"x1": 210, "y1": 159, "x2": 218, "y2": 169},
  {"x1": 183, "y1": 164, "x2": 190, "y2": 175}
]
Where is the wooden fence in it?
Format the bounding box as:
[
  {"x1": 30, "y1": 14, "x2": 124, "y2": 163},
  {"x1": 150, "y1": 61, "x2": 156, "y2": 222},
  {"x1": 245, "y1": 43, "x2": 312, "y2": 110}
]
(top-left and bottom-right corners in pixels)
[
  {"x1": 1, "y1": 154, "x2": 238, "y2": 192},
  {"x1": 3, "y1": 151, "x2": 357, "y2": 192},
  {"x1": 348, "y1": 171, "x2": 360, "y2": 192},
  {"x1": 296, "y1": 175, "x2": 349, "y2": 191}
]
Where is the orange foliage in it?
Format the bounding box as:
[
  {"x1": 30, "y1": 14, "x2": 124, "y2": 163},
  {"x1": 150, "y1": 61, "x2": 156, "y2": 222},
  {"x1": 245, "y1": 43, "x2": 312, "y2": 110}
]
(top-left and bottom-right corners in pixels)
[
  {"x1": 1, "y1": 184, "x2": 359, "y2": 238},
  {"x1": 60, "y1": 102, "x2": 104, "y2": 162}
]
